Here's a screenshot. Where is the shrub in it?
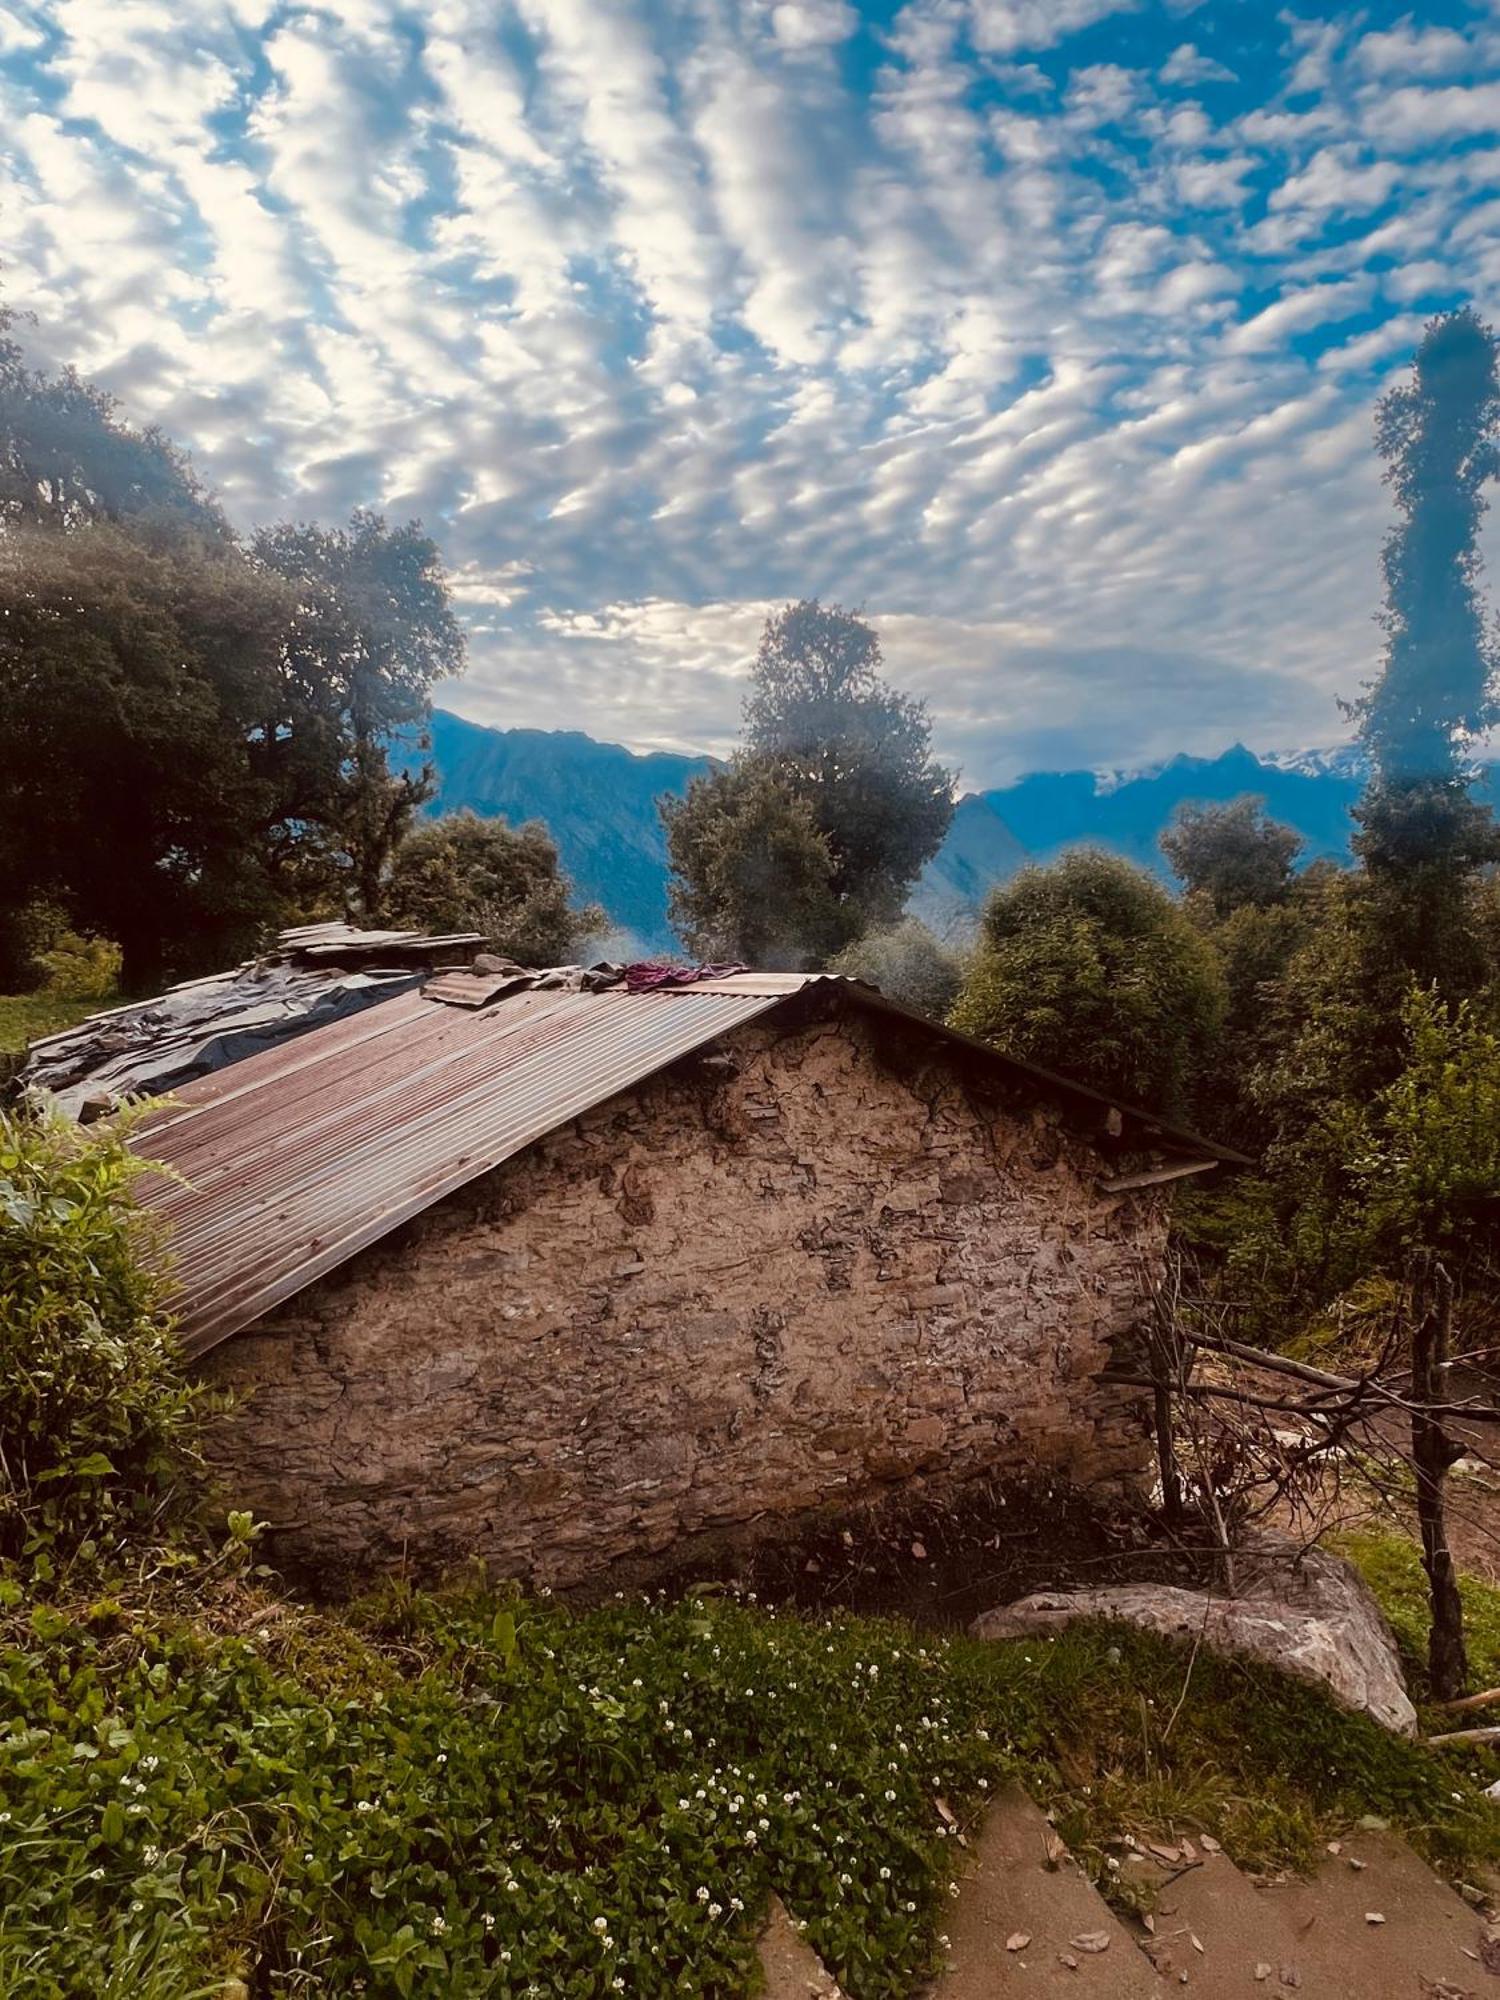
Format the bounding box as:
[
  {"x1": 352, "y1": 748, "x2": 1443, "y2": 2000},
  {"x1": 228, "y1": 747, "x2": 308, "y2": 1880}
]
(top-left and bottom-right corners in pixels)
[
  {"x1": 830, "y1": 919, "x2": 962, "y2": 1020},
  {"x1": 0, "y1": 1107, "x2": 205, "y2": 1566},
  {"x1": 34, "y1": 931, "x2": 122, "y2": 1001},
  {"x1": 949, "y1": 851, "x2": 1225, "y2": 1113}
]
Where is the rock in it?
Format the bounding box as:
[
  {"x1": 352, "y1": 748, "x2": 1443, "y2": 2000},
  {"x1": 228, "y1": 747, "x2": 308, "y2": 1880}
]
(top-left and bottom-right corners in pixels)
[
  {"x1": 756, "y1": 1896, "x2": 845, "y2": 1999},
  {"x1": 971, "y1": 1545, "x2": 1417, "y2": 1734}
]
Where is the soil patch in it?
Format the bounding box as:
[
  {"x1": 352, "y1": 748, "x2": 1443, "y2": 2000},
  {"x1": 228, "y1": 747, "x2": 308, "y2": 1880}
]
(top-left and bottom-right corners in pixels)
[{"x1": 582, "y1": 1476, "x2": 1214, "y2": 1629}]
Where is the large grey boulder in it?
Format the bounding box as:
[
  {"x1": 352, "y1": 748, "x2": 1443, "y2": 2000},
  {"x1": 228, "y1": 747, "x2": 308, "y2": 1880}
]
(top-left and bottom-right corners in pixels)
[{"x1": 971, "y1": 1546, "x2": 1417, "y2": 1735}]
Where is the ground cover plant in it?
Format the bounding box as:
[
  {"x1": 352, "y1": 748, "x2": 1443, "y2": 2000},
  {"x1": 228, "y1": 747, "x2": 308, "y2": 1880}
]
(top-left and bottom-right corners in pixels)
[{"x1": 5, "y1": 1564, "x2": 1500, "y2": 1999}]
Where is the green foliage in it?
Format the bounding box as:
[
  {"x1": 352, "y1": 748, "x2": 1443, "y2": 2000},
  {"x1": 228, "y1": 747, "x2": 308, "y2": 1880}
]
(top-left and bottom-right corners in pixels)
[
  {"x1": 663, "y1": 761, "x2": 841, "y2": 967},
  {"x1": 1356, "y1": 309, "x2": 1500, "y2": 795},
  {"x1": 1159, "y1": 796, "x2": 1303, "y2": 917},
  {"x1": 0, "y1": 993, "x2": 111, "y2": 1058},
  {"x1": 2, "y1": 1583, "x2": 1495, "y2": 2000},
  {"x1": 1352, "y1": 309, "x2": 1500, "y2": 976},
  {"x1": 253, "y1": 511, "x2": 466, "y2": 922},
  {"x1": 34, "y1": 932, "x2": 123, "y2": 1001},
  {"x1": 949, "y1": 851, "x2": 1226, "y2": 1113},
  {"x1": 384, "y1": 811, "x2": 604, "y2": 964},
  {"x1": 1, "y1": 301, "x2": 219, "y2": 534},
  {"x1": 0, "y1": 522, "x2": 294, "y2": 988},
  {"x1": 1358, "y1": 986, "x2": 1500, "y2": 1254},
  {"x1": 0, "y1": 295, "x2": 470, "y2": 986},
  {"x1": 829, "y1": 919, "x2": 963, "y2": 1020},
  {"x1": 0, "y1": 1109, "x2": 204, "y2": 1565},
  {"x1": 740, "y1": 601, "x2": 954, "y2": 949}
]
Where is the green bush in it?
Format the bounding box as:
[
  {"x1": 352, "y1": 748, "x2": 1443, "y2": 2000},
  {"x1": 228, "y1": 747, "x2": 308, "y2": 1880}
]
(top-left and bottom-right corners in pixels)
[
  {"x1": 0, "y1": 1107, "x2": 204, "y2": 1566},
  {"x1": 34, "y1": 932, "x2": 122, "y2": 1002},
  {"x1": 829, "y1": 919, "x2": 962, "y2": 1020},
  {"x1": 949, "y1": 851, "x2": 1225, "y2": 1114}
]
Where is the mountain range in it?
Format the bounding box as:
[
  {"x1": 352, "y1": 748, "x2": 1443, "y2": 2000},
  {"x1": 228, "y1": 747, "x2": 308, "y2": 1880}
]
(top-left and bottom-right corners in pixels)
[{"x1": 410, "y1": 708, "x2": 1459, "y2": 952}]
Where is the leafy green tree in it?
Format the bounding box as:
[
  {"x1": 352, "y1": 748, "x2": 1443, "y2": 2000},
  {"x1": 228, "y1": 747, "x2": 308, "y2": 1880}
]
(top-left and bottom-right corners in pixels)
[
  {"x1": 1160, "y1": 796, "x2": 1303, "y2": 917},
  {"x1": 1360, "y1": 987, "x2": 1500, "y2": 1262},
  {"x1": 384, "y1": 811, "x2": 604, "y2": 964},
  {"x1": 949, "y1": 850, "x2": 1225, "y2": 1113},
  {"x1": 253, "y1": 512, "x2": 466, "y2": 921},
  {"x1": 662, "y1": 762, "x2": 840, "y2": 967},
  {"x1": 1, "y1": 299, "x2": 217, "y2": 533},
  {"x1": 742, "y1": 601, "x2": 954, "y2": 948},
  {"x1": 0, "y1": 523, "x2": 293, "y2": 987},
  {"x1": 829, "y1": 918, "x2": 962, "y2": 1020}
]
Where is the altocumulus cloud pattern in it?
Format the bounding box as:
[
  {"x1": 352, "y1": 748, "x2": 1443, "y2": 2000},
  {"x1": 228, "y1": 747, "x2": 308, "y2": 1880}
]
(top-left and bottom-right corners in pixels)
[{"x1": 3, "y1": 0, "x2": 1499, "y2": 780}]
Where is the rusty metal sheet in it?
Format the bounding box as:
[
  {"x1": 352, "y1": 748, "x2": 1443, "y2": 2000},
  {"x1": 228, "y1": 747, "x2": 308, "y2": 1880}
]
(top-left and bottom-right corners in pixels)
[{"x1": 137, "y1": 987, "x2": 785, "y2": 1358}]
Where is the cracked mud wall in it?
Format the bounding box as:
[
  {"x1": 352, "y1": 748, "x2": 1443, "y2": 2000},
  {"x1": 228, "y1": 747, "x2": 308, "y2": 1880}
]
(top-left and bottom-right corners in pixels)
[{"x1": 203, "y1": 1014, "x2": 1165, "y2": 1586}]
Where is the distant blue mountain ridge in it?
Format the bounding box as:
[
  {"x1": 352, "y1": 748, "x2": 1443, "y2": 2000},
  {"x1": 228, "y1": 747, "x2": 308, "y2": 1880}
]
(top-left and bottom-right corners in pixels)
[{"x1": 411, "y1": 709, "x2": 1496, "y2": 953}]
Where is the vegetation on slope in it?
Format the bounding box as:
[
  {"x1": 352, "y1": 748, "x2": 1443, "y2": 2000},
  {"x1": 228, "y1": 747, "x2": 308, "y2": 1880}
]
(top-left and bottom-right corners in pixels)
[{"x1": 7, "y1": 1570, "x2": 1500, "y2": 2000}]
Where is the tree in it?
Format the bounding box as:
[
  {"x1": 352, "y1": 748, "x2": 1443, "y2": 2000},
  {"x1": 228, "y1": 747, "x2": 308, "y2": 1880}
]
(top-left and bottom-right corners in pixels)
[
  {"x1": 662, "y1": 762, "x2": 840, "y2": 967},
  {"x1": 741, "y1": 601, "x2": 954, "y2": 948},
  {"x1": 1160, "y1": 796, "x2": 1303, "y2": 917},
  {"x1": 1, "y1": 298, "x2": 218, "y2": 533},
  {"x1": 383, "y1": 811, "x2": 604, "y2": 965},
  {"x1": 0, "y1": 522, "x2": 293, "y2": 987},
  {"x1": 1352, "y1": 309, "x2": 1500, "y2": 982},
  {"x1": 829, "y1": 918, "x2": 962, "y2": 1020},
  {"x1": 949, "y1": 850, "x2": 1226, "y2": 1112},
  {"x1": 253, "y1": 512, "x2": 466, "y2": 920}
]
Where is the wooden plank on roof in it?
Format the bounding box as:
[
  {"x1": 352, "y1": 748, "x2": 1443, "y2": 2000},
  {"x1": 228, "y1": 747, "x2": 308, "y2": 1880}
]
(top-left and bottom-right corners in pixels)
[{"x1": 1099, "y1": 1158, "x2": 1220, "y2": 1194}]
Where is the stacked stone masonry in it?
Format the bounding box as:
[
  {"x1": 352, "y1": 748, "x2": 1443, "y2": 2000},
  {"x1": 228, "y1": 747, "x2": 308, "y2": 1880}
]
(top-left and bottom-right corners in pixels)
[{"x1": 204, "y1": 1013, "x2": 1166, "y2": 1586}]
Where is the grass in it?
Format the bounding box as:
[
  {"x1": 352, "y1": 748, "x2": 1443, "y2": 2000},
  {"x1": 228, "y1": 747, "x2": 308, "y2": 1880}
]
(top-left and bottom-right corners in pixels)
[
  {"x1": 4, "y1": 1563, "x2": 1499, "y2": 2000},
  {"x1": 1340, "y1": 1525, "x2": 1500, "y2": 1712},
  {"x1": 0, "y1": 991, "x2": 113, "y2": 1057}
]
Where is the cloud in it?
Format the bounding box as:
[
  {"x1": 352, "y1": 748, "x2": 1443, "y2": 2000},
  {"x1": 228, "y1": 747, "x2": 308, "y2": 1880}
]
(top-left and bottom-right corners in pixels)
[
  {"x1": 966, "y1": 0, "x2": 1137, "y2": 58},
  {"x1": 1160, "y1": 43, "x2": 1235, "y2": 88},
  {"x1": 768, "y1": 1, "x2": 858, "y2": 50},
  {"x1": 4, "y1": 0, "x2": 1500, "y2": 784}
]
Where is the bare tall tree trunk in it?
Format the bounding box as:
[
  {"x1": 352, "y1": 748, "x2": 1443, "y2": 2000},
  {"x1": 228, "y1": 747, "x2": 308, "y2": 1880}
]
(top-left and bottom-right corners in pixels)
[{"x1": 1411, "y1": 1262, "x2": 1468, "y2": 1702}]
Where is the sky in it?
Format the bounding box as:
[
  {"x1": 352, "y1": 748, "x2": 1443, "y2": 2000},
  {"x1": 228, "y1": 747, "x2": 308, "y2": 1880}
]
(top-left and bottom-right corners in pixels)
[{"x1": 3, "y1": 0, "x2": 1500, "y2": 786}]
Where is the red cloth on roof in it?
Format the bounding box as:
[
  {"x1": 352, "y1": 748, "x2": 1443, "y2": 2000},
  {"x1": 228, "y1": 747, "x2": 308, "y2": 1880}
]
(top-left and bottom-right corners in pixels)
[{"x1": 622, "y1": 962, "x2": 750, "y2": 992}]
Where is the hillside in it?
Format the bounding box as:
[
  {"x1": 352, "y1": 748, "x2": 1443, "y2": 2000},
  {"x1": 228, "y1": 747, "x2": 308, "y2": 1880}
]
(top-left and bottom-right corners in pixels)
[
  {"x1": 416, "y1": 712, "x2": 1495, "y2": 947},
  {"x1": 412, "y1": 710, "x2": 713, "y2": 948}
]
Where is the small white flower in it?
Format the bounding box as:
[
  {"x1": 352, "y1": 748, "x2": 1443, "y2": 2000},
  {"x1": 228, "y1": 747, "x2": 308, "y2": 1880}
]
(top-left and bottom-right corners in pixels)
[
  {"x1": 430, "y1": 1916, "x2": 447, "y2": 1936},
  {"x1": 696, "y1": 1886, "x2": 710, "y2": 1903},
  {"x1": 594, "y1": 1917, "x2": 608, "y2": 1934},
  {"x1": 880, "y1": 1867, "x2": 891, "y2": 1880}
]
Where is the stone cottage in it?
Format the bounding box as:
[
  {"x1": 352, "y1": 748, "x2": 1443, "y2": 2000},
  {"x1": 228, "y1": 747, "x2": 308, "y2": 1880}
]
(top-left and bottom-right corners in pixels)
[{"x1": 117, "y1": 960, "x2": 1238, "y2": 1588}]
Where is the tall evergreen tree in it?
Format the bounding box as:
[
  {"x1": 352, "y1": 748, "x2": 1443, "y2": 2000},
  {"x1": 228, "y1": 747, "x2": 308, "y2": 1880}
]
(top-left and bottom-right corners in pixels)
[{"x1": 1352, "y1": 309, "x2": 1500, "y2": 982}]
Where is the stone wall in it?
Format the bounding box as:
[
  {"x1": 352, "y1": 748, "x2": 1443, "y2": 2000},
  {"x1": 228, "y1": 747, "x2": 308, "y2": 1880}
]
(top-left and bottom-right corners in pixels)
[{"x1": 203, "y1": 1011, "x2": 1165, "y2": 1586}]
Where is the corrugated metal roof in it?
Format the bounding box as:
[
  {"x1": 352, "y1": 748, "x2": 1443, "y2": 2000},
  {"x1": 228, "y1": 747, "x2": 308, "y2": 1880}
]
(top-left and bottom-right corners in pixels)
[
  {"x1": 137, "y1": 984, "x2": 787, "y2": 1358},
  {"x1": 134, "y1": 969, "x2": 1243, "y2": 1360}
]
